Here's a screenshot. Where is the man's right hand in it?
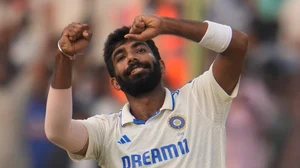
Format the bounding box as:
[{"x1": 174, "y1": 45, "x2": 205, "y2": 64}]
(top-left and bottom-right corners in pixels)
[
  {"x1": 59, "y1": 23, "x2": 93, "y2": 56},
  {"x1": 46, "y1": 24, "x2": 92, "y2": 156}
]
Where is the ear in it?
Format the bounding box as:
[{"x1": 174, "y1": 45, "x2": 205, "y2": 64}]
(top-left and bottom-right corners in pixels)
[
  {"x1": 110, "y1": 77, "x2": 121, "y2": 90},
  {"x1": 159, "y1": 60, "x2": 166, "y2": 74}
]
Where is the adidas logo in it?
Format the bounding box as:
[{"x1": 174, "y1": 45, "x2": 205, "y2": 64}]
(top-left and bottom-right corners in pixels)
[{"x1": 117, "y1": 135, "x2": 131, "y2": 144}]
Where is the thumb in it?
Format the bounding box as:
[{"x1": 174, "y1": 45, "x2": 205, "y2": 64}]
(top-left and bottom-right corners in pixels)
[
  {"x1": 124, "y1": 29, "x2": 156, "y2": 41},
  {"x1": 124, "y1": 34, "x2": 142, "y2": 40},
  {"x1": 82, "y1": 30, "x2": 93, "y2": 41}
]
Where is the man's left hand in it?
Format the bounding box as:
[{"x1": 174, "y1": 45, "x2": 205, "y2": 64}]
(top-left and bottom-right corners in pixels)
[{"x1": 124, "y1": 15, "x2": 165, "y2": 41}]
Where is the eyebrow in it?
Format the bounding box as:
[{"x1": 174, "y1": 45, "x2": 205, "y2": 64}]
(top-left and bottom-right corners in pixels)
[
  {"x1": 112, "y1": 42, "x2": 148, "y2": 60},
  {"x1": 112, "y1": 48, "x2": 124, "y2": 60},
  {"x1": 131, "y1": 42, "x2": 147, "y2": 49}
]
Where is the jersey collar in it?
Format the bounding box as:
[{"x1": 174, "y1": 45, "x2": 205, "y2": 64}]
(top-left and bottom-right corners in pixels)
[{"x1": 120, "y1": 88, "x2": 175, "y2": 126}]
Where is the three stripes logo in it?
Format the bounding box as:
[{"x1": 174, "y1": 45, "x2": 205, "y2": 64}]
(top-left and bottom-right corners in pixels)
[{"x1": 117, "y1": 135, "x2": 131, "y2": 144}]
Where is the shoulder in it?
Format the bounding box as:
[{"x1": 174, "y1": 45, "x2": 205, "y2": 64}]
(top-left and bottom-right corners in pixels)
[
  {"x1": 83, "y1": 111, "x2": 122, "y2": 127},
  {"x1": 93, "y1": 111, "x2": 121, "y2": 122},
  {"x1": 167, "y1": 70, "x2": 211, "y2": 106}
]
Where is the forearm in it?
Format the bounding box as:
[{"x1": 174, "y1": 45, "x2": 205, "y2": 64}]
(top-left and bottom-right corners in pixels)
[
  {"x1": 45, "y1": 51, "x2": 73, "y2": 142},
  {"x1": 161, "y1": 17, "x2": 248, "y2": 56},
  {"x1": 51, "y1": 51, "x2": 73, "y2": 88},
  {"x1": 161, "y1": 17, "x2": 248, "y2": 94},
  {"x1": 46, "y1": 51, "x2": 73, "y2": 131},
  {"x1": 45, "y1": 86, "x2": 73, "y2": 140},
  {"x1": 45, "y1": 52, "x2": 87, "y2": 152},
  {"x1": 162, "y1": 17, "x2": 208, "y2": 43}
]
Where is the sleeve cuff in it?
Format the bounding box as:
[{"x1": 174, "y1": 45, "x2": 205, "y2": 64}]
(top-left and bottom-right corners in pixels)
[
  {"x1": 67, "y1": 121, "x2": 96, "y2": 161},
  {"x1": 208, "y1": 64, "x2": 240, "y2": 103}
]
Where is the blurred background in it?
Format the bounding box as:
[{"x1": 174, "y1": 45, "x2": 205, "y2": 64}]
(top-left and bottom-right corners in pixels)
[{"x1": 0, "y1": 0, "x2": 300, "y2": 168}]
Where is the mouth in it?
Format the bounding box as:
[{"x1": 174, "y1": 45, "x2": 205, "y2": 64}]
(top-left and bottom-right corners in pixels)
[
  {"x1": 130, "y1": 67, "x2": 149, "y2": 75},
  {"x1": 124, "y1": 62, "x2": 151, "y2": 77}
]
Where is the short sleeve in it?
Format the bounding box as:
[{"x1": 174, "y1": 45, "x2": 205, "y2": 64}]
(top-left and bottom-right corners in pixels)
[
  {"x1": 67, "y1": 115, "x2": 108, "y2": 163},
  {"x1": 190, "y1": 63, "x2": 240, "y2": 125}
]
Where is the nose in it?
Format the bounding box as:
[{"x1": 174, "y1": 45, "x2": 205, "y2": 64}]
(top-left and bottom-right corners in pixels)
[{"x1": 127, "y1": 53, "x2": 138, "y2": 64}]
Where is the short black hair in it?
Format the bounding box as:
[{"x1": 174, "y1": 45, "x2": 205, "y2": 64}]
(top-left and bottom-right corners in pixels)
[{"x1": 103, "y1": 26, "x2": 161, "y2": 77}]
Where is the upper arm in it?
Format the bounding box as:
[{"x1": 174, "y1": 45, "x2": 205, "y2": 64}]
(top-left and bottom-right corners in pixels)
[
  {"x1": 67, "y1": 116, "x2": 108, "y2": 162},
  {"x1": 212, "y1": 30, "x2": 248, "y2": 94},
  {"x1": 67, "y1": 120, "x2": 89, "y2": 155},
  {"x1": 48, "y1": 120, "x2": 89, "y2": 155},
  {"x1": 73, "y1": 135, "x2": 89, "y2": 156},
  {"x1": 190, "y1": 66, "x2": 240, "y2": 125}
]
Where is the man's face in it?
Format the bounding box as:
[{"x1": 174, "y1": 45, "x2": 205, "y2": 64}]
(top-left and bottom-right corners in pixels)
[{"x1": 111, "y1": 41, "x2": 163, "y2": 97}]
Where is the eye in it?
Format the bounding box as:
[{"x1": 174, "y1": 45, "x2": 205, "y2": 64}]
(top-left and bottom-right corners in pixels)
[
  {"x1": 116, "y1": 55, "x2": 125, "y2": 62},
  {"x1": 136, "y1": 48, "x2": 146, "y2": 53}
]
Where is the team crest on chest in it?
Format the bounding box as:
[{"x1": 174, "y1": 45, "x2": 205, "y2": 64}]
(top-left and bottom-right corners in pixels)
[{"x1": 168, "y1": 114, "x2": 186, "y2": 130}]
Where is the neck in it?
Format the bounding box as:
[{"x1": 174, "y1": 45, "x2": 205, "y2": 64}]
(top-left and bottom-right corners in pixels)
[{"x1": 126, "y1": 84, "x2": 165, "y2": 121}]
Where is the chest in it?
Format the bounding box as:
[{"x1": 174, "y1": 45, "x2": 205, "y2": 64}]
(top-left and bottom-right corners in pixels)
[
  {"x1": 105, "y1": 111, "x2": 196, "y2": 167},
  {"x1": 119, "y1": 112, "x2": 189, "y2": 146}
]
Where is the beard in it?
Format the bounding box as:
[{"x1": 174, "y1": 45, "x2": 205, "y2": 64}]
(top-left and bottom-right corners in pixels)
[{"x1": 115, "y1": 60, "x2": 162, "y2": 97}]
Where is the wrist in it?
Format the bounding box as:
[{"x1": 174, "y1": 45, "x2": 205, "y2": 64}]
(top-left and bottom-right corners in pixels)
[
  {"x1": 56, "y1": 49, "x2": 73, "y2": 62},
  {"x1": 161, "y1": 17, "x2": 194, "y2": 38},
  {"x1": 160, "y1": 17, "x2": 178, "y2": 35},
  {"x1": 159, "y1": 17, "x2": 209, "y2": 43},
  {"x1": 57, "y1": 40, "x2": 77, "y2": 60},
  {"x1": 198, "y1": 21, "x2": 232, "y2": 53}
]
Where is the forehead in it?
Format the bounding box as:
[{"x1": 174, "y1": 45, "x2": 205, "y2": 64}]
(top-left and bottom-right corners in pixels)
[{"x1": 114, "y1": 40, "x2": 149, "y2": 52}]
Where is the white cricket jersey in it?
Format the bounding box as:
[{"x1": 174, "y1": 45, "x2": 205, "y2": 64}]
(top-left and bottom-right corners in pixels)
[{"x1": 68, "y1": 64, "x2": 240, "y2": 168}]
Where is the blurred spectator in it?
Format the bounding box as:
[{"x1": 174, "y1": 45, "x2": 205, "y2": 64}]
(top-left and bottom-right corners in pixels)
[
  {"x1": 206, "y1": 0, "x2": 254, "y2": 33},
  {"x1": 0, "y1": 32, "x2": 47, "y2": 168},
  {"x1": 278, "y1": 0, "x2": 300, "y2": 62},
  {"x1": 0, "y1": 2, "x2": 44, "y2": 168},
  {"x1": 226, "y1": 77, "x2": 276, "y2": 168},
  {"x1": 22, "y1": 36, "x2": 63, "y2": 168}
]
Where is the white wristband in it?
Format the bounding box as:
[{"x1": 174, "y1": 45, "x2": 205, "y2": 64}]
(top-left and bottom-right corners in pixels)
[{"x1": 199, "y1": 21, "x2": 232, "y2": 53}]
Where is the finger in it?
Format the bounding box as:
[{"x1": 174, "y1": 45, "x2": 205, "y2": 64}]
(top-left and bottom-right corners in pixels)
[
  {"x1": 81, "y1": 24, "x2": 92, "y2": 40},
  {"x1": 75, "y1": 24, "x2": 90, "y2": 38},
  {"x1": 136, "y1": 22, "x2": 145, "y2": 29},
  {"x1": 131, "y1": 22, "x2": 146, "y2": 34},
  {"x1": 72, "y1": 22, "x2": 83, "y2": 28},
  {"x1": 129, "y1": 27, "x2": 134, "y2": 34},
  {"x1": 125, "y1": 29, "x2": 156, "y2": 41},
  {"x1": 74, "y1": 25, "x2": 92, "y2": 51},
  {"x1": 124, "y1": 34, "x2": 145, "y2": 41},
  {"x1": 71, "y1": 24, "x2": 85, "y2": 39},
  {"x1": 62, "y1": 26, "x2": 75, "y2": 41},
  {"x1": 130, "y1": 25, "x2": 142, "y2": 34},
  {"x1": 130, "y1": 15, "x2": 145, "y2": 34},
  {"x1": 62, "y1": 24, "x2": 79, "y2": 41},
  {"x1": 73, "y1": 37, "x2": 90, "y2": 52},
  {"x1": 67, "y1": 23, "x2": 88, "y2": 41},
  {"x1": 82, "y1": 30, "x2": 93, "y2": 41},
  {"x1": 134, "y1": 15, "x2": 144, "y2": 25},
  {"x1": 68, "y1": 29, "x2": 78, "y2": 41},
  {"x1": 124, "y1": 34, "x2": 146, "y2": 41},
  {"x1": 82, "y1": 24, "x2": 90, "y2": 30},
  {"x1": 61, "y1": 25, "x2": 72, "y2": 37},
  {"x1": 130, "y1": 24, "x2": 145, "y2": 34}
]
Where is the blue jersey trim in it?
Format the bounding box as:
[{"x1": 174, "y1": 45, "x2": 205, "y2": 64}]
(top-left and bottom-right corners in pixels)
[
  {"x1": 121, "y1": 88, "x2": 177, "y2": 126},
  {"x1": 119, "y1": 110, "x2": 123, "y2": 127},
  {"x1": 133, "y1": 119, "x2": 146, "y2": 125},
  {"x1": 170, "y1": 90, "x2": 176, "y2": 111},
  {"x1": 149, "y1": 110, "x2": 160, "y2": 119}
]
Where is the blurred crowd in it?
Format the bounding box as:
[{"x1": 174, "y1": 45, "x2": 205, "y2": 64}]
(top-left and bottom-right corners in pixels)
[{"x1": 0, "y1": 0, "x2": 300, "y2": 168}]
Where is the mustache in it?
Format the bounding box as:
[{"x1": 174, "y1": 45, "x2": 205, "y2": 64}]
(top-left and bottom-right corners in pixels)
[{"x1": 124, "y1": 61, "x2": 151, "y2": 76}]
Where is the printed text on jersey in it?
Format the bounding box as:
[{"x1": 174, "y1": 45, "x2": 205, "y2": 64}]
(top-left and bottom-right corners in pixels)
[{"x1": 121, "y1": 138, "x2": 189, "y2": 168}]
